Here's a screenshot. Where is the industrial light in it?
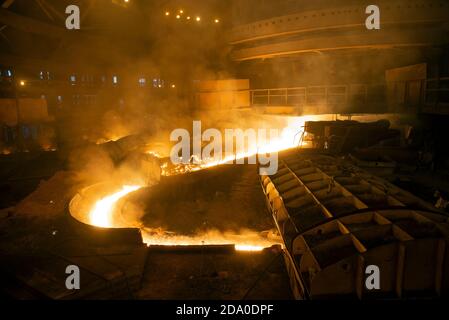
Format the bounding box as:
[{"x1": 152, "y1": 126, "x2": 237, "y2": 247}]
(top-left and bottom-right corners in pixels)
[
  {"x1": 19, "y1": 80, "x2": 25, "y2": 86},
  {"x1": 112, "y1": 0, "x2": 129, "y2": 7},
  {"x1": 214, "y1": 19, "x2": 220, "y2": 23},
  {"x1": 196, "y1": 16, "x2": 201, "y2": 22},
  {"x1": 186, "y1": 16, "x2": 191, "y2": 20},
  {"x1": 165, "y1": 11, "x2": 170, "y2": 16},
  {"x1": 138, "y1": 78, "x2": 146, "y2": 86},
  {"x1": 176, "y1": 15, "x2": 181, "y2": 19},
  {"x1": 171, "y1": 84, "x2": 176, "y2": 88},
  {"x1": 179, "y1": 9, "x2": 184, "y2": 14}
]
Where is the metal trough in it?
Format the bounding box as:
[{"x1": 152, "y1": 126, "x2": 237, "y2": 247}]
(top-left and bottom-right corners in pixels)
[{"x1": 261, "y1": 150, "x2": 449, "y2": 299}]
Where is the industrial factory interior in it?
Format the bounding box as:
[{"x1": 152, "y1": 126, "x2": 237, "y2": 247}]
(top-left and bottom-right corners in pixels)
[{"x1": 1, "y1": 0, "x2": 449, "y2": 306}]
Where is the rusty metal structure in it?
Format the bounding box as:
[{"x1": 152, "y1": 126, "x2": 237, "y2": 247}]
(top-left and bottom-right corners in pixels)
[
  {"x1": 261, "y1": 150, "x2": 449, "y2": 299},
  {"x1": 230, "y1": 0, "x2": 449, "y2": 61},
  {"x1": 303, "y1": 119, "x2": 398, "y2": 154}
]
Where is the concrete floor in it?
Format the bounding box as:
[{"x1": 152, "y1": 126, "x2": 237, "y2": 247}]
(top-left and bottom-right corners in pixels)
[
  {"x1": 0, "y1": 151, "x2": 64, "y2": 210},
  {"x1": 138, "y1": 247, "x2": 292, "y2": 300}
]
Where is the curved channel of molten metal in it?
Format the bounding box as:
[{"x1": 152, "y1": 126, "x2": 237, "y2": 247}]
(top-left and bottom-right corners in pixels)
[
  {"x1": 88, "y1": 187, "x2": 275, "y2": 251},
  {"x1": 89, "y1": 186, "x2": 277, "y2": 251}
]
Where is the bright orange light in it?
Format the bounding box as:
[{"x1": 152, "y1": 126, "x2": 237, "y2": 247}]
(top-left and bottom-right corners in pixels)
[
  {"x1": 161, "y1": 115, "x2": 326, "y2": 177},
  {"x1": 89, "y1": 185, "x2": 142, "y2": 228},
  {"x1": 141, "y1": 229, "x2": 279, "y2": 252},
  {"x1": 235, "y1": 245, "x2": 265, "y2": 252},
  {"x1": 186, "y1": 16, "x2": 191, "y2": 20},
  {"x1": 214, "y1": 19, "x2": 220, "y2": 23},
  {"x1": 165, "y1": 11, "x2": 170, "y2": 16},
  {"x1": 176, "y1": 14, "x2": 181, "y2": 19},
  {"x1": 19, "y1": 80, "x2": 25, "y2": 86},
  {"x1": 179, "y1": 9, "x2": 184, "y2": 14},
  {"x1": 196, "y1": 16, "x2": 201, "y2": 22},
  {"x1": 171, "y1": 84, "x2": 176, "y2": 88}
]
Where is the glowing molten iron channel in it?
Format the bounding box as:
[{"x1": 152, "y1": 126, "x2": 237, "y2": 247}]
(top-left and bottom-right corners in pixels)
[
  {"x1": 161, "y1": 115, "x2": 323, "y2": 176},
  {"x1": 141, "y1": 231, "x2": 272, "y2": 252},
  {"x1": 89, "y1": 185, "x2": 142, "y2": 228}
]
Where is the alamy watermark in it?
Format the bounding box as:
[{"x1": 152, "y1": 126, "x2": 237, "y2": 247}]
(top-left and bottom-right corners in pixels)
[
  {"x1": 366, "y1": 5, "x2": 381, "y2": 30},
  {"x1": 65, "y1": 5, "x2": 80, "y2": 30},
  {"x1": 170, "y1": 121, "x2": 280, "y2": 175},
  {"x1": 365, "y1": 264, "x2": 381, "y2": 290},
  {"x1": 65, "y1": 265, "x2": 80, "y2": 290}
]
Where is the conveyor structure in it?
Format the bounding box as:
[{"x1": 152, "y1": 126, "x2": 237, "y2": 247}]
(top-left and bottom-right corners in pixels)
[{"x1": 261, "y1": 150, "x2": 449, "y2": 299}]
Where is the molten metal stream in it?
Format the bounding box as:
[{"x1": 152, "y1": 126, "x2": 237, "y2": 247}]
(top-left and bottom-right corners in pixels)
[
  {"x1": 141, "y1": 229, "x2": 276, "y2": 252},
  {"x1": 89, "y1": 185, "x2": 142, "y2": 228},
  {"x1": 162, "y1": 116, "x2": 315, "y2": 176}
]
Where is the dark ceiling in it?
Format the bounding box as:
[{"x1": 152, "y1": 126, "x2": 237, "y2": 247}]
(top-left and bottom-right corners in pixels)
[{"x1": 0, "y1": 0, "x2": 232, "y2": 69}]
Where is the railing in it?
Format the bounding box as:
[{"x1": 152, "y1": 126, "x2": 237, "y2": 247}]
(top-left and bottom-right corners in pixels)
[
  {"x1": 251, "y1": 78, "x2": 449, "y2": 115},
  {"x1": 422, "y1": 77, "x2": 449, "y2": 114},
  {"x1": 250, "y1": 84, "x2": 385, "y2": 111},
  {"x1": 383, "y1": 77, "x2": 449, "y2": 114}
]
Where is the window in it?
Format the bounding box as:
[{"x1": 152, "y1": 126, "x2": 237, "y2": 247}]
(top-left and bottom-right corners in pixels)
[
  {"x1": 153, "y1": 78, "x2": 164, "y2": 88},
  {"x1": 22, "y1": 126, "x2": 31, "y2": 139},
  {"x1": 72, "y1": 94, "x2": 80, "y2": 105},
  {"x1": 40, "y1": 71, "x2": 51, "y2": 80}
]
